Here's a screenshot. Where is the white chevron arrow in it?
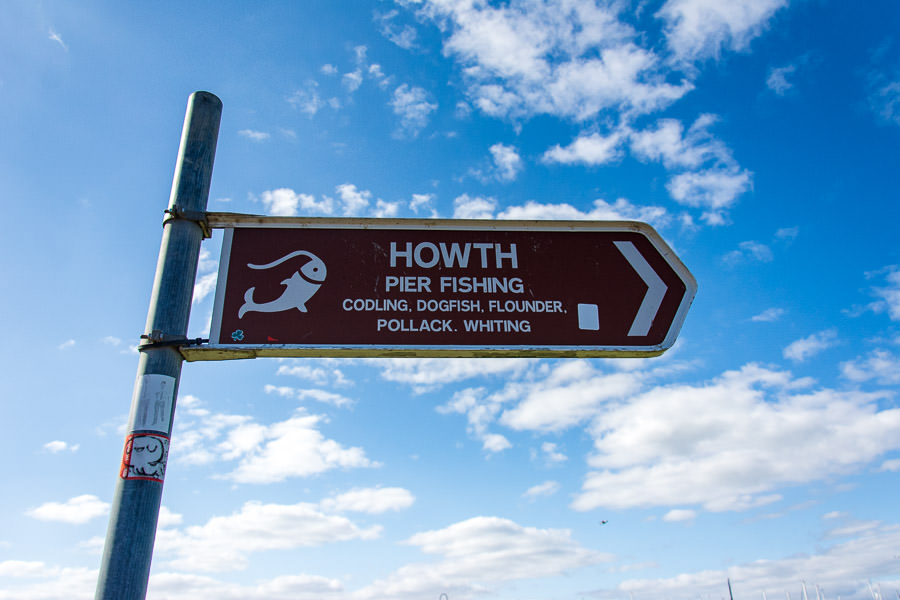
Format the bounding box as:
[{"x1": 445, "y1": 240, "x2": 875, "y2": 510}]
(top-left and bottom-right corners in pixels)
[{"x1": 614, "y1": 241, "x2": 667, "y2": 336}]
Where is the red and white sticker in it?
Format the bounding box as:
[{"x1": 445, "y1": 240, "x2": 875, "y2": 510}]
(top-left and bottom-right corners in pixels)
[{"x1": 120, "y1": 433, "x2": 170, "y2": 482}]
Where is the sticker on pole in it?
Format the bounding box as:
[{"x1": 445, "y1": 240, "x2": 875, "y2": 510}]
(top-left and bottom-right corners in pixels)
[
  {"x1": 129, "y1": 374, "x2": 176, "y2": 433},
  {"x1": 196, "y1": 217, "x2": 697, "y2": 359},
  {"x1": 120, "y1": 433, "x2": 170, "y2": 482}
]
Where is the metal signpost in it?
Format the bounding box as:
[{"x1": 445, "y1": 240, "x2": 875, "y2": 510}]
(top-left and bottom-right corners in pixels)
[
  {"x1": 96, "y1": 92, "x2": 221, "y2": 599},
  {"x1": 96, "y1": 91, "x2": 696, "y2": 599}
]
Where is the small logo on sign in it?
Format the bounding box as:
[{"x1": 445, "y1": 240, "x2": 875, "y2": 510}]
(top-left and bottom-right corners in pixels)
[{"x1": 239, "y1": 250, "x2": 327, "y2": 318}]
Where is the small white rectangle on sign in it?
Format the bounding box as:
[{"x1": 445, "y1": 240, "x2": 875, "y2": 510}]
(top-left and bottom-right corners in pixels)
[
  {"x1": 130, "y1": 374, "x2": 176, "y2": 433},
  {"x1": 577, "y1": 303, "x2": 599, "y2": 330}
]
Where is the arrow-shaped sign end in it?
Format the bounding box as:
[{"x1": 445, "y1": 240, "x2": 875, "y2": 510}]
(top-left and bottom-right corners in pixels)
[{"x1": 614, "y1": 241, "x2": 667, "y2": 337}]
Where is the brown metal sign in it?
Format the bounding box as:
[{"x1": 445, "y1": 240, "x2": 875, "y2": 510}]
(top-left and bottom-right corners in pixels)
[{"x1": 194, "y1": 217, "x2": 696, "y2": 360}]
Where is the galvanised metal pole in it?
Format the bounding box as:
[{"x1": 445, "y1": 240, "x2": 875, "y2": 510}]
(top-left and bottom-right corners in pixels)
[{"x1": 96, "y1": 91, "x2": 221, "y2": 600}]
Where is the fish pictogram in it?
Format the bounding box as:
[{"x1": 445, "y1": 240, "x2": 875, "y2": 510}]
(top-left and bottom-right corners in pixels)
[{"x1": 238, "y1": 250, "x2": 327, "y2": 318}]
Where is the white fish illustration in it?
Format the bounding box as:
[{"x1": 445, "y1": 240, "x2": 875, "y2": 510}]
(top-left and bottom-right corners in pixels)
[{"x1": 238, "y1": 250, "x2": 327, "y2": 318}]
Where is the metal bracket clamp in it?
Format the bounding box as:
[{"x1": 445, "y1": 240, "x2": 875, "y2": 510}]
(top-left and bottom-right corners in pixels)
[
  {"x1": 139, "y1": 330, "x2": 208, "y2": 351},
  {"x1": 163, "y1": 207, "x2": 212, "y2": 239}
]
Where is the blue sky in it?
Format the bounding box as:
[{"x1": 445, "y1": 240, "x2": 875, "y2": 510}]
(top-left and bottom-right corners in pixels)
[{"x1": 2, "y1": 1, "x2": 900, "y2": 598}]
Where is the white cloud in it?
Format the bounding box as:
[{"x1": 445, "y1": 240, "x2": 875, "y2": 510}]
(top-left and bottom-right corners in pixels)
[
  {"x1": 438, "y1": 387, "x2": 511, "y2": 453},
  {"x1": 629, "y1": 114, "x2": 728, "y2": 170},
  {"x1": 596, "y1": 521, "x2": 900, "y2": 600},
  {"x1": 342, "y1": 70, "x2": 363, "y2": 92},
  {"x1": 497, "y1": 198, "x2": 669, "y2": 228},
  {"x1": 57, "y1": 339, "x2": 75, "y2": 350},
  {"x1": 373, "y1": 357, "x2": 531, "y2": 393},
  {"x1": 276, "y1": 361, "x2": 351, "y2": 387},
  {"x1": 42, "y1": 440, "x2": 79, "y2": 454},
  {"x1": 500, "y1": 361, "x2": 644, "y2": 432},
  {"x1": 238, "y1": 129, "x2": 270, "y2": 142},
  {"x1": 625, "y1": 115, "x2": 752, "y2": 224},
  {"x1": 320, "y1": 64, "x2": 338, "y2": 76},
  {"x1": 662, "y1": 508, "x2": 696, "y2": 522},
  {"x1": 377, "y1": 10, "x2": 418, "y2": 49},
  {"x1": 775, "y1": 226, "x2": 799, "y2": 241},
  {"x1": 751, "y1": 307, "x2": 785, "y2": 322},
  {"x1": 287, "y1": 81, "x2": 326, "y2": 117},
  {"x1": 722, "y1": 240, "x2": 774, "y2": 265},
  {"x1": 783, "y1": 329, "x2": 838, "y2": 362},
  {"x1": 148, "y1": 571, "x2": 344, "y2": 600},
  {"x1": 155, "y1": 500, "x2": 381, "y2": 572},
  {"x1": 523, "y1": 480, "x2": 560, "y2": 499},
  {"x1": 411, "y1": 0, "x2": 691, "y2": 121},
  {"x1": 356, "y1": 516, "x2": 612, "y2": 599},
  {"x1": 488, "y1": 143, "x2": 523, "y2": 181},
  {"x1": 450, "y1": 193, "x2": 669, "y2": 226},
  {"x1": 264, "y1": 385, "x2": 354, "y2": 408},
  {"x1": 260, "y1": 188, "x2": 334, "y2": 217},
  {"x1": 158, "y1": 506, "x2": 184, "y2": 528},
  {"x1": 26, "y1": 495, "x2": 110, "y2": 525},
  {"x1": 219, "y1": 412, "x2": 377, "y2": 484},
  {"x1": 540, "y1": 441, "x2": 568, "y2": 464},
  {"x1": 373, "y1": 198, "x2": 402, "y2": 218},
  {"x1": 542, "y1": 130, "x2": 624, "y2": 165},
  {"x1": 390, "y1": 84, "x2": 437, "y2": 137},
  {"x1": 572, "y1": 364, "x2": 900, "y2": 512},
  {"x1": 862, "y1": 266, "x2": 900, "y2": 321},
  {"x1": 320, "y1": 487, "x2": 415, "y2": 514},
  {"x1": 869, "y1": 79, "x2": 900, "y2": 126},
  {"x1": 841, "y1": 349, "x2": 900, "y2": 385},
  {"x1": 171, "y1": 397, "x2": 375, "y2": 483},
  {"x1": 657, "y1": 0, "x2": 787, "y2": 63},
  {"x1": 767, "y1": 64, "x2": 797, "y2": 95},
  {"x1": 0, "y1": 561, "x2": 97, "y2": 599},
  {"x1": 409, "y1": 193, "x2": 439, "y2": 217},
  {"x1": 335, "y1": 183, "x2": 371, "y2": 216},
  {"x1": 451, "y1": 194, "x2": 497, "y2": 220},
  {"x1": 193, "y1": 272, "x2": 217, "y2": 304},
  {"x1": 48, "y1": 29, "x2": 68, "y2": 52},
  {"x1": 666, "y1": 166, "x2": 752, "y2": 225}
]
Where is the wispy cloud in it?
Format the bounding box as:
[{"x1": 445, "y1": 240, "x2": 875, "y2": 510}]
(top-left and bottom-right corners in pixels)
[
  {"x1": 767, "y1": 63, "x2": 797, "y2": 95},
  {"x1": 783, "y1": 329, "x2": 839, "y2": 362},
  {"x1": 523, "y1": 480, "x2": 560, "y2": 500},
  {"x1": 238, "y1": 129, "x2": 270, "y2": 142},
  {"x1": 751, "y1": 307, "x2": 785, "y2": 322},
  {"x1": 390, "y1": 84, "x2": 437, "y2": 138},
  {"x1": 48, "y1": 29, "x2": 68, "y2": 52}
]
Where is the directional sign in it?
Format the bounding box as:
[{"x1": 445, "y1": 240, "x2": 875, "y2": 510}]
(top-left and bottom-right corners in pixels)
[{"x1": 189, "y1": 217, "x2": 696, "y2": 360}]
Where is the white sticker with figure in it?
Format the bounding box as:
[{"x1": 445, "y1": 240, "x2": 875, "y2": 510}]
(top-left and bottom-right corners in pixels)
[
  {"x1": 130, "y1": 374, "x2": 176, "y2": 433},
  {"x1": 120, "y1": 433, "x2": 169, "y2": 482}
]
